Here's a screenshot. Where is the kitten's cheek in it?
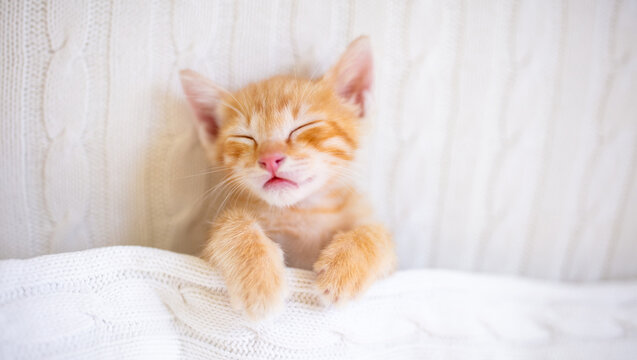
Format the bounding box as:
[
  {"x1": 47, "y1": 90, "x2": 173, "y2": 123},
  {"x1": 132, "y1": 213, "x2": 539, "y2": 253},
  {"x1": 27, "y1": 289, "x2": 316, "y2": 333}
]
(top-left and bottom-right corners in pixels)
[
  {"x1": 221, "y1": 153, "x2": 249, "y2": 167},
  {"x1": 222, "y1": 141, "x2": 254, "y2": 164},
  {"x1": 221, "y1": 157, "x2": 237, "y2": 168}
]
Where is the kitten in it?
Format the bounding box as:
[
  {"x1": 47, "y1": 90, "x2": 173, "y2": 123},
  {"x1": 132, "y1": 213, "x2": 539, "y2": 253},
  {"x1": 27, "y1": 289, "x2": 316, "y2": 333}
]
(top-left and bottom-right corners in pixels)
[{"x1": 179, "y1": 36, "x2": 395, "y2": 320}]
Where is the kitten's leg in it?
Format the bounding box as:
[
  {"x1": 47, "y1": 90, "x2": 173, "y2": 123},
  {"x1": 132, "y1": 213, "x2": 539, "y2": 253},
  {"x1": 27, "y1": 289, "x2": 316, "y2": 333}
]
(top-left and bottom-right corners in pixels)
[
  {"x1": 202, "y1": 209, "x2": 287, "y2": 320},
  {"x1": 314, "y1": 223, "x2": 396, "y2": 304}
]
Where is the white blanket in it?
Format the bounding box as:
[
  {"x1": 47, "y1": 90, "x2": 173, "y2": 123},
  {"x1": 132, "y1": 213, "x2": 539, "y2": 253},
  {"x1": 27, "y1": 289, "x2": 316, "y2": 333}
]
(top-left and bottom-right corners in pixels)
[{"x1": 1, "y1": 246, "x2": 636, "y2": 359}]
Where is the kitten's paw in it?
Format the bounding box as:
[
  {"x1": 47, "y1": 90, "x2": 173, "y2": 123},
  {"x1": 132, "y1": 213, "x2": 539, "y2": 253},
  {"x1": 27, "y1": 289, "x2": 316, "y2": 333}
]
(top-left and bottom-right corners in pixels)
[
  {"x1": 313, "y1": 237, "x2": 372, "y2": 305},
  {"x1": 226, "y1": 245, "x2": 288, "y2": 320}
]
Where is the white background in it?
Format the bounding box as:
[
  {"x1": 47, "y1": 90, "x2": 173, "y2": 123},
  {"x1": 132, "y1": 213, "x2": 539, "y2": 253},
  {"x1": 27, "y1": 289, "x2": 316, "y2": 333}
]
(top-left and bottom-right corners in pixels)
[{"x1": 1, "y1": 0, "x2": 636, "y2": 281}]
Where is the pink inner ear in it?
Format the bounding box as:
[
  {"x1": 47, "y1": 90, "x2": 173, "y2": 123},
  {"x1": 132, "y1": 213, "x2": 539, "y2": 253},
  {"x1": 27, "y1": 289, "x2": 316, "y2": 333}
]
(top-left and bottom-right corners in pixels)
[
  {"x1": 338, "y1": 70, "x2": 372, "y2": 117},
  {"x1": 179, "y1": 69, "x2": 222, "y2": 141},
  {"x1": 199, "y1": 112, "x2": 219, "y2": 138},
  {"x1": 342, "y1": 66, "x2": 372, "y2": 108},
  {"x1": 331, "y1": 38, "x2": 374, "y2": 117},
  {"x1": 186, "y1": 100, "x2": 220, "y2": 139}
]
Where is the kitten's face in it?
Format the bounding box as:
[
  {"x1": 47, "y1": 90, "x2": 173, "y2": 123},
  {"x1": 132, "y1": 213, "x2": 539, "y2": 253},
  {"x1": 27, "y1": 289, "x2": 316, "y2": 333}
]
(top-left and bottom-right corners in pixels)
[
  {"x1": 213, "y1": 77, "x2": 359, "y2": 206},
  {"x1": 180, "y1": 37, "x2": 372, "y2": 207}
]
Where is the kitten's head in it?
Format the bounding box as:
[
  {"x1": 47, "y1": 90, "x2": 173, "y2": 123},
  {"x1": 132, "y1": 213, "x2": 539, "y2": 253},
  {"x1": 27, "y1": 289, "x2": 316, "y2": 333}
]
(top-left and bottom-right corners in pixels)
[{"x1": 180, "y1": 36, "x2": 372, "y2": 207}]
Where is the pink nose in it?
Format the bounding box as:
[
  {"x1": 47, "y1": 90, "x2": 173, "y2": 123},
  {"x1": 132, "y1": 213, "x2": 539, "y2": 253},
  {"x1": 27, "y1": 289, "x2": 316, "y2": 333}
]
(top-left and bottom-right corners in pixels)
[{"x1": 258, "y1": 154, "x2": 286, "y2": 174}]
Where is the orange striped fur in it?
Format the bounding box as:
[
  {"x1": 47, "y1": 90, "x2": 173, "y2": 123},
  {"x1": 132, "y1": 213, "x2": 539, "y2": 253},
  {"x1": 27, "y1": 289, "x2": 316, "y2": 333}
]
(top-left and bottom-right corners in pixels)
[{"x1": 180, "y1": 36, "x2": 395, "y2": 320}]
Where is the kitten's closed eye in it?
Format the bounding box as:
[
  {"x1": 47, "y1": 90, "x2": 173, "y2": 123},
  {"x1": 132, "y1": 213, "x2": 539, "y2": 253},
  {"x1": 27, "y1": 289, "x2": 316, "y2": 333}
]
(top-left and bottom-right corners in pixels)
[
  {"x1": 288, "y1": 120, "x2": 323, "y2": 141},
  {"x1": 227, "y1": 120, "x2": 323, "y2": 145},
  {"x1": 228, "y1": 135, "x2": 257, "y2": 145}
]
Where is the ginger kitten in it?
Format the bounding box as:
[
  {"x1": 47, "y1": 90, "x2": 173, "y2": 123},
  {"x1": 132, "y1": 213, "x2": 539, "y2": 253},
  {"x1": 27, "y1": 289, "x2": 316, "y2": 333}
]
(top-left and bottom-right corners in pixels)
[{"x1": 179, "y1": 36, "x2": 395, "y2": 320}]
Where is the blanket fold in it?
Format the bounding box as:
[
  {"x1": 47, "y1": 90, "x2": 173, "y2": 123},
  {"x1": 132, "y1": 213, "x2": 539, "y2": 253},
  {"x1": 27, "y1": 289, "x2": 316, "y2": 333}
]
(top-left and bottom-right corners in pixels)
[{"x1": 1, "y1": 246, "x2": 636, "y2": 359}]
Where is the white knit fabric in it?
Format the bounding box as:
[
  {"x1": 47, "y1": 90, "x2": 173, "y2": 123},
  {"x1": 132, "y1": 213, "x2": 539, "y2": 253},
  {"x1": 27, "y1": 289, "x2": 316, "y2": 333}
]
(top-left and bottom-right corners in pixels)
[
  {"x1": 1, "y1": 0, "x2": 637, "y2": 281},
  {"x1": 1, "y1": 246, "x2": 636, "y2": 359}
]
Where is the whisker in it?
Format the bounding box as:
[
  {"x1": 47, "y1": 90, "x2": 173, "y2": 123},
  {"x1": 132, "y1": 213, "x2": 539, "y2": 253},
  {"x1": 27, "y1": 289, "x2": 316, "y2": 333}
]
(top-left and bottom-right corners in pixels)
[
  {"x1": 194, "y1": 173, "x2": 240, "y2": 208},
  {"x1": 212, "y1": 83, "x2": 250, "y2": 117},
  {"x1": 178, "y1": 166, "x2": 232, "y2": 180},
  {"x1": 219, "y1": 100, "x2": 244, "y2": 118},
  {"x1": 208, "y1": 175, "x2": 241, "y2": 203},
  {"x1": 215, "y1": 181, "x2": 244, "y2": 219},
  {"x1": 297, "y1": 58, "x2": 325, "y2": 104}
]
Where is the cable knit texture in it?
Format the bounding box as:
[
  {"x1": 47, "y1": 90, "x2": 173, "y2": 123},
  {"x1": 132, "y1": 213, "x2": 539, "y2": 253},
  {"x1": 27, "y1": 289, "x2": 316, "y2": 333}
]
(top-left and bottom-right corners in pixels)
[
  {"x1": 1, "y1": 0, "x2": 637, "y2": 281},
  {"x1": 0, "y1": 246, "x2": 636, "y2": 359}
]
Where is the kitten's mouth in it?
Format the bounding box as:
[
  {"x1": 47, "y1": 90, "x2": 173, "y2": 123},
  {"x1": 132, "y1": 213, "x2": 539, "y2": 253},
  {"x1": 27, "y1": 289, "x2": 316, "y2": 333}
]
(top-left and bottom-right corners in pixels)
[{"x1": 263, "y1": 176, "x2": 298, "y2": 191}]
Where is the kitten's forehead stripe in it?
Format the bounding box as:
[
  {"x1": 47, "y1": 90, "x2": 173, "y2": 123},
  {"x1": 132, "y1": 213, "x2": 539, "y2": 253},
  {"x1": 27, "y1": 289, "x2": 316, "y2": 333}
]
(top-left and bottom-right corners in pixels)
[{"x1": 326, "y1": 120, "x2": 356, "y2": 148}]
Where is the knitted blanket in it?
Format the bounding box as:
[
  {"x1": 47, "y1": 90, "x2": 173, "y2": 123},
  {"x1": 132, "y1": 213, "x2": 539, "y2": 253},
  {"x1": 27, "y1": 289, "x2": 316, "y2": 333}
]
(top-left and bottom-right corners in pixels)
[{"x1": 1, "y1": 246, "x2": 635, "y2": 359}]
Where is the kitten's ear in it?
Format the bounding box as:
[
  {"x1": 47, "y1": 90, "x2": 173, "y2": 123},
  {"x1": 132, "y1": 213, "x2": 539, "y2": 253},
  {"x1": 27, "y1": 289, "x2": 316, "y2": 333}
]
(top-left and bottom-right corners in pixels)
[
  {"x1": 179, "y1": 69, "x2": 222, "y2": 145},
  {"x1": 324, "y1": 36, "x2": 373, "y2": 117}
]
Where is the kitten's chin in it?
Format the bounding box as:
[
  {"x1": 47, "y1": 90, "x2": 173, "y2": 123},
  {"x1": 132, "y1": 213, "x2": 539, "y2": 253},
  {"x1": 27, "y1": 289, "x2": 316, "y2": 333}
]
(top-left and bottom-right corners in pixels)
[
  {"x1": 258, "y1": 192, "x2": 304, "y2": 208},
  {"x1": 255, "y1": 176, "x2": 324, "y2": 207}
]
